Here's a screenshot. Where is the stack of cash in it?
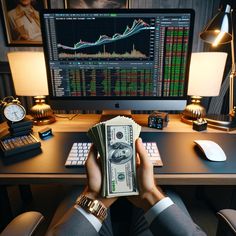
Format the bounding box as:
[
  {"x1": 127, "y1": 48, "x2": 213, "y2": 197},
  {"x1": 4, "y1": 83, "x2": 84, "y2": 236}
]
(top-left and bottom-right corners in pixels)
[{"x1": 88, "y1": 116, "x2": 141, "y2": 198}]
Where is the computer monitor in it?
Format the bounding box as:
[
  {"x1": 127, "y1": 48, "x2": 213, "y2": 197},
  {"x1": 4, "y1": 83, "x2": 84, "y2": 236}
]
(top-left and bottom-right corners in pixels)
[{"x1": 40, "y1": 8, "x2": 194, "y2": 113}]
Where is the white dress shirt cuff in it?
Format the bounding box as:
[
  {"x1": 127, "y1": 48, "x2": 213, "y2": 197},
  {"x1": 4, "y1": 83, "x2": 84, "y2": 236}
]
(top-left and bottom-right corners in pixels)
[
  {"x1": 74, "y1": 205, "x2": 102, "y2": 232},
  {"x1": 144, "y1": 197, "x2": 174, "y2": 225}
]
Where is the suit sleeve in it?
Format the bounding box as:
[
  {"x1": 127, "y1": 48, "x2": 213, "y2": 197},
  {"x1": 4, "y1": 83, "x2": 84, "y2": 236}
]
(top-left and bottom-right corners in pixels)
[
  {"x1": 149, "y1": 204, "x2": 207, "y2": 236},
  {"x1": 46, "y1": 207, "x2": 99, "y2": 236}
]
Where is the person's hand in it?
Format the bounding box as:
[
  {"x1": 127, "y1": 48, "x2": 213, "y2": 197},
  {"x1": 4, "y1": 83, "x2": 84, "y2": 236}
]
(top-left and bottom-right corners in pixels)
[
  {"x1": 127, "y1": 138, "x2": 165, "y2": 211},
  {"x1": 85, "y1": 145, "x2": 101, "y2": 196},
  {"x1": 83, "y1": 145, "x2": 117, "y2": 208}
]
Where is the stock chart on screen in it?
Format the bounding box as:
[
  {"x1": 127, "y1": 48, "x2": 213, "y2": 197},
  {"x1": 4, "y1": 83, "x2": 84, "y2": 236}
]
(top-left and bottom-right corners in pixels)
[{"x1": 41, "y1": 9, "x2": 194, "y2": 101}]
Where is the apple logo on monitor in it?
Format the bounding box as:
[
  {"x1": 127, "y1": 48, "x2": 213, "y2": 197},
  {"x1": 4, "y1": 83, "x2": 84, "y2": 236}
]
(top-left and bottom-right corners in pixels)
[{"x1": 115, "y1": 103, "x2": 120, "y2": 109}]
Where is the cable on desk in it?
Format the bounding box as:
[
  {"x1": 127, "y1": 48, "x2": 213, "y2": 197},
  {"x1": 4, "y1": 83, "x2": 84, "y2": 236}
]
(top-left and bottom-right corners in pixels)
[{"x1": 55, "y1": 114, "x2": 79, "y2": 120}]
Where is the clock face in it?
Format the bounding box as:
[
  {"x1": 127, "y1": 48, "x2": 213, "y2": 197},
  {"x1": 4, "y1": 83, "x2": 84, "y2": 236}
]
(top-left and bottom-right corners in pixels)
[{"x1": 3, "y1": 104, "x2": 26, "y2": 122}]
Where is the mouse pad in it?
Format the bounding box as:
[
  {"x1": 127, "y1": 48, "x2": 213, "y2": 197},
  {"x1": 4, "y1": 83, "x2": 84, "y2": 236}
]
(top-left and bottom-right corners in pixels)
[{"x1": 0, "y1": 132, "x2": 235, "y2": 175}]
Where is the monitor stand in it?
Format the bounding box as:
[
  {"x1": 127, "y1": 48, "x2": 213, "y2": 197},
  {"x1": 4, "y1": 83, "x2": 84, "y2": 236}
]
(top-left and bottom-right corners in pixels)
[{"x1": 100, "y1": 110, "x2": 132, "y2": 122}]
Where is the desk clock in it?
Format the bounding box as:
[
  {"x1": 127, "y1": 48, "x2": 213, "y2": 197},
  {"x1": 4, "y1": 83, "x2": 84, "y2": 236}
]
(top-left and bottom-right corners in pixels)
[{"x1": 0, "y1": 96, "x2": 26, "y2": 123}]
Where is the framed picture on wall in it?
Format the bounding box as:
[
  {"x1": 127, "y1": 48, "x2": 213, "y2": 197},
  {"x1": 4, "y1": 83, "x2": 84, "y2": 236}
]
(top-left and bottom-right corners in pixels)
[
  {"x1": 64, "y1": 0, "x2": 129, "y2": 9},
  {"x1": 0, "y1": 0, "x2": 48, "y2": 46}
]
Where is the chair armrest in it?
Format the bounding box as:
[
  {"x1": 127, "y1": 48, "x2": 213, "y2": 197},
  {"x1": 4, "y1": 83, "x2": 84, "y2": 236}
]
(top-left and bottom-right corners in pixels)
[
  {"x1": 217, "y1": 209, "x2": 236, "y2": 236},
  {"x1": 1, "y1": 211, "x2": 44, "y2": 236}
]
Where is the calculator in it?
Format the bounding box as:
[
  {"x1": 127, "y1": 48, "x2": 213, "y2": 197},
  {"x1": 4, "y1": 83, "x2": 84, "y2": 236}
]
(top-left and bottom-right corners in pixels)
[{"x1": 0, "y1": 133, "x2": 41, "y2": 157}]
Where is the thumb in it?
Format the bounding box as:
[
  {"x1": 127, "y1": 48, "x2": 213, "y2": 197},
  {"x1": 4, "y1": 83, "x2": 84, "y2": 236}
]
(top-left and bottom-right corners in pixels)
[
  {"x1": 136, "y1": 138, "x2": 149, "y2": 167},
  {"x1": 85, "y1": 145, "x2": 98, "y2": 169}
]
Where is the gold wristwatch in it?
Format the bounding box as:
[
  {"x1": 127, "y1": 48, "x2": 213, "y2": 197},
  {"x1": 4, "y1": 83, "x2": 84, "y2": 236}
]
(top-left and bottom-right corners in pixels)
[{"x1": 75, "y1": 195, "x2": 107, "y2": 222}]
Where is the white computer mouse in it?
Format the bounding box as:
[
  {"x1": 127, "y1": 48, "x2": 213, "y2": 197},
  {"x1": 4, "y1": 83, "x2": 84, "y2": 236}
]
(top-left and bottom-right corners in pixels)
[{"x1": 194, "y1": 140, "x2": 227, "y2": 162}]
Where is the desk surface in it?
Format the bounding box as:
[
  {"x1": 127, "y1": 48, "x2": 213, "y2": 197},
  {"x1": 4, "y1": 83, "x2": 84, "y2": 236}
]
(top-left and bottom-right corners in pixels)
[
  {"x1": 34, "y1": 113, "x2": 236, "y2": 133},
  {"x1": 1, "y1": 114, "x2": 236, "y2": 185}
]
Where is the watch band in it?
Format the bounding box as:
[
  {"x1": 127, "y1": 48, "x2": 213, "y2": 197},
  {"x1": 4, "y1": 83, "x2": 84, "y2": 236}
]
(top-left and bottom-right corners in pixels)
[{"x1": 75, "y1": 195, "x2": 107, "y2": 222}]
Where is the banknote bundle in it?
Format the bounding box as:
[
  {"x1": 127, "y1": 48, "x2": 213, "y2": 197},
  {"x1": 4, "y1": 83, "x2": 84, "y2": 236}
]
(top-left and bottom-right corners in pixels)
[{"x1": 88, "y1": 116, "x2": 141, "y2": 198}]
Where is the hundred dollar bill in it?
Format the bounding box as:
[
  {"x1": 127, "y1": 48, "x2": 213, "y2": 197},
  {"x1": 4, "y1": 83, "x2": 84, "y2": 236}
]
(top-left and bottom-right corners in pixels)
[
  {"x1": 105, "y1": 124, "x2": 139, "y2": 197},
  {"x1": 87, "y1": 116, "x2": 141, "y2": 197}
]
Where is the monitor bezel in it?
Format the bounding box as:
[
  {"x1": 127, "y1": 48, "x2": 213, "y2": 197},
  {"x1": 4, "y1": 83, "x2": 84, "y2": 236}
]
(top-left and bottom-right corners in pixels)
[{"x1": 40, "y1": 8, "x2": 195, "y2": 111}]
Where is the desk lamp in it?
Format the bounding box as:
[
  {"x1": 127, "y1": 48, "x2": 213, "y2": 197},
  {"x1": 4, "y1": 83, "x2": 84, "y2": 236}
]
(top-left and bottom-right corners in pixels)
[
  {"x1": 200, "y1": 4, "x2": 236, "y2": 127},
  {"x1": 7, "y1": 51, "x2": 56, "y2": 125},
  {"x1": 182, "y1": 52, "x2": 227, "y2": 122}
]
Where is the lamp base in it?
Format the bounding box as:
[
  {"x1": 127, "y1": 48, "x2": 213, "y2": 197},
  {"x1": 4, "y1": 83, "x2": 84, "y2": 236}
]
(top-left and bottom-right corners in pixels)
[
  {"x1": 181, "y1": 116, "x2": 196, "y2": 125},
  {"x1": 182, "y1": 96, "x2": 206, "y2": 120},
  {"x1": 30, "y1": 96, "x2": 56, "y2": 126},
  {"x1": 32, "y1": 116, "x2": 56, "y2": 126},
  {"x1": 205, "y1": 114, "x2": 236, "y2": 130}
]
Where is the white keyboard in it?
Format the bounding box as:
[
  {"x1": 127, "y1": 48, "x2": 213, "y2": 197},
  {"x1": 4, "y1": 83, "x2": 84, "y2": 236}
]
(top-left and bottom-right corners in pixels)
[{"x1": 65, "y1": 142, "x2": 163, "y2": 167}]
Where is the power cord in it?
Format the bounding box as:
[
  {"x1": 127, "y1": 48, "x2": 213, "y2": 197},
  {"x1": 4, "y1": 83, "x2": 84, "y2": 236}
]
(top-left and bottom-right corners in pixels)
[{"x1": 55, "y1": 114, "x2": 79, "y2": 120}]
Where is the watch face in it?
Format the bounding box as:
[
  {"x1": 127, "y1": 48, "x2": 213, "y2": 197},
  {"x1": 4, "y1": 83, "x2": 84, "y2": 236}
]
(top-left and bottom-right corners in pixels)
[{"x1": 3, "y1": 104, "x2": 26, "y2": 122}]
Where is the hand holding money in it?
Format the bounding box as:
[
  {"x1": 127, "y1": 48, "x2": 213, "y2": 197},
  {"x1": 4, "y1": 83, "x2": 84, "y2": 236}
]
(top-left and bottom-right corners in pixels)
[
  {"x1": 84, "y1": 144, "x2": 117, "y2": 208},
  {"x1": 127, "y1": 138, "x2": 165, "y2": 211},
  {"x1": 88, "y1": 116, "x2": 141, "y2": 198}
]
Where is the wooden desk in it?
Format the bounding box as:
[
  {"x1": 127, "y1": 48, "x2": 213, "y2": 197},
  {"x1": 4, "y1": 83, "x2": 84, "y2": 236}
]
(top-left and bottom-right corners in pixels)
[
  {"x1": 1, "y1": 114, "x2": 236, "y2": 186},
  {"x1": 35, "y1": 113, "x2": 235, "y2": 133}
]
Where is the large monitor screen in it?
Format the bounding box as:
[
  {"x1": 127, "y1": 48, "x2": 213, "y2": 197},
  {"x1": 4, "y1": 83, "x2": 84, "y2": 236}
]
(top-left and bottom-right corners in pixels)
[{"x1": 40, "y1": 9, "x2": 194, "y2": 111}]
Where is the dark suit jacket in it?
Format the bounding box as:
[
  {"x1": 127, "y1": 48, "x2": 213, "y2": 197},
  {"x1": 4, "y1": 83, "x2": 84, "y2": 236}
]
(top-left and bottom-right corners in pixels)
[
  {"x1": 46, "y1": 204, "x2": 206, "y2": 236},
  {"x1": 150, "y1": 204, "x2": 206, "y2": 235}
]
